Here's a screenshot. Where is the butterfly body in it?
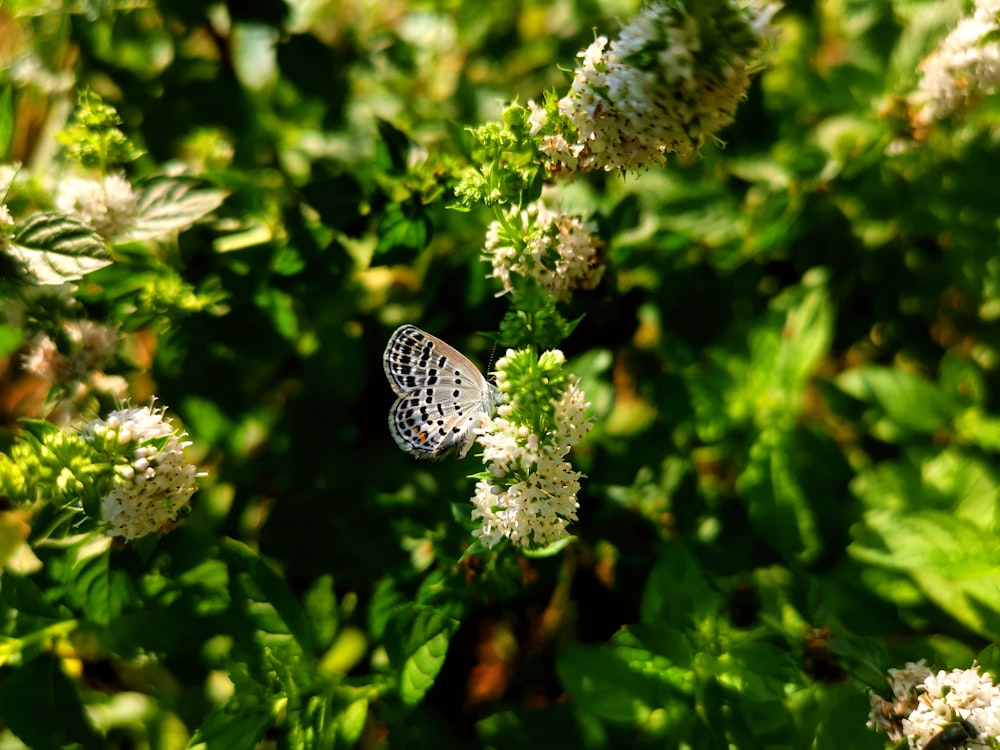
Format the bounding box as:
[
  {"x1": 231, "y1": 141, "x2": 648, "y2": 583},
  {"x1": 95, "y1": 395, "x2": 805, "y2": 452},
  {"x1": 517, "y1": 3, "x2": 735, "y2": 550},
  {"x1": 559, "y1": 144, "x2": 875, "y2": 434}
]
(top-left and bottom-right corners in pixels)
[
  {"x1": 924, "y1": 719, "x2": 979, "y2": 750},
  {"x1": 383, "y1": 325, "x2": 497, "y2": 458}
]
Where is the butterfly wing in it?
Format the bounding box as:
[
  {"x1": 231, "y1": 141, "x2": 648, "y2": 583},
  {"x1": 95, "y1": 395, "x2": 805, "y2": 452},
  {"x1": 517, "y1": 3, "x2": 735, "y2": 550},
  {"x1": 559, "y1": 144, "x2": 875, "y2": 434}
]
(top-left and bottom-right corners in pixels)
[
  {"x1": 383, "y1": 325, "x2": 483, "y2": 395},
  {"x1": 383, "y1": 325, "x2": 495, "y2": 459},
  {"x1": 388, "y1": 382, "x2": 491, "y2": 458}
]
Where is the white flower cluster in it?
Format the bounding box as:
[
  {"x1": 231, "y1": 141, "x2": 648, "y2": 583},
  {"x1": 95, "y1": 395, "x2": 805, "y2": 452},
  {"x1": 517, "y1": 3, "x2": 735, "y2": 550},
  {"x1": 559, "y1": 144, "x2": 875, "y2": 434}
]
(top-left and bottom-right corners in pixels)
[
  {"x1": 868, "y1": 661, "x2": 1000, "y2": 748},
  {"x1": 55, "y1": 172, "x2": 138, "y2": 240},
  {"x1": 484, "y1": 201, "x2": 604, "y2": 302},
  {"x1": 472, "y1": 351, "x2": 592, "y2": 548},
  {"x1": 912, "y1": 0, "x2": 1000, "y2": 126},
  {"x1": 23, "y1": 320, "x2": 120, "y2": 386},
  {"x1": 531, "y1": 0, "x2": 779, "y2": 173},
  {"x1": 86, "y1": 405, "x2": 201, "y2": 540}
]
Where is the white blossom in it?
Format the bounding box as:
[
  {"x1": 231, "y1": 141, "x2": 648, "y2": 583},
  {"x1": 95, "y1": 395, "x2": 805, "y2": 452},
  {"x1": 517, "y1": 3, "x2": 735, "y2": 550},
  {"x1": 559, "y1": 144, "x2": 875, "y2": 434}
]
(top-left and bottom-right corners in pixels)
[
  {"x1": 23, "y1": 320, "x2": 120, "y2": 387},
  {"x1": 484, "y1": 201, "x2": 603, "y2": 301},
  {"x1": 56, "y1": 172, "x2": 138, "y2": 240},
  {"x1": 536, "y1": 1, "x2": 779, "y2": 173},
  {"x1": 911, "y1": 0, "x2": 1000, "y2": 126},
  {"x1": 868, "y1": 662, "x2": 1000, "y2": 749},
  {"x1": 86, "y1": 404, "x2": 202, "y2": 540},
  {"x1": 472, "y1": 352, "x2": 592, "y2": 549},
  {"x1": 867, "y1": 661, "x2": 933, "y2": 743}
]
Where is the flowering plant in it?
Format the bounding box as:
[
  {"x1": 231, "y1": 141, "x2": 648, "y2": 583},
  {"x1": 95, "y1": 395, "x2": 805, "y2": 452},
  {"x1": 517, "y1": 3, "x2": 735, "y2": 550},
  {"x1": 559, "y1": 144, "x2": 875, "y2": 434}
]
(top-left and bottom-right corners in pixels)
[{"x1": 4, "y1": 0, "x2": 1000, "y2": 748}]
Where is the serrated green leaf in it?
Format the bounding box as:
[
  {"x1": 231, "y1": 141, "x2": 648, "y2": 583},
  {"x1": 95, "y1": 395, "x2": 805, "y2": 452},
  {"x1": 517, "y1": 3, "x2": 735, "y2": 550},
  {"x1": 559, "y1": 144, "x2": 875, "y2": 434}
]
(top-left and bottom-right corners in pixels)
[
  {"x1": 128, "y1": 179, "x2": 227, "y2": 240},
  {"x1": 8, "y1": 213, "x2": 110, "y2": 284},
  {"x1": 383, "y1": 603, "x2": 458, "y2": 706}
]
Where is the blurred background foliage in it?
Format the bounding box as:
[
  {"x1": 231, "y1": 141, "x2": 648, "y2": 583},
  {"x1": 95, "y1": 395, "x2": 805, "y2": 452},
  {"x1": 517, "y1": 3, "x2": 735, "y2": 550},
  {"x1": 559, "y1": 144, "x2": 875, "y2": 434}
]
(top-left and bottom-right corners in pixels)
[{"x1": 1, "y1": 0, "x2": 1000, "y2": 748}]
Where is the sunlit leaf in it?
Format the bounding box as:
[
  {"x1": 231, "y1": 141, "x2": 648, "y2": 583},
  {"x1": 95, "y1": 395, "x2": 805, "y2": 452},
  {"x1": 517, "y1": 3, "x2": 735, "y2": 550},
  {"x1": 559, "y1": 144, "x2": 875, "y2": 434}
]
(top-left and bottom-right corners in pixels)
[
  {"x1": 383, "y1": 604, "x2": 458, "y2": 706},
  {"x1": 7, "y1": 213, "x2": 110, "y2": 284},
  {"x1": 837, "y1": 367, "x2": 962, "y2": 437},
  {"x1": 850, "y1": 509, "x2": 1000, "y2": 639},
  {"x1": 127, "y1": 178, "x2": 227, "y2": 240},
  {"x1": 556, "y1": 643, "x2": 667, "y2": 723}
]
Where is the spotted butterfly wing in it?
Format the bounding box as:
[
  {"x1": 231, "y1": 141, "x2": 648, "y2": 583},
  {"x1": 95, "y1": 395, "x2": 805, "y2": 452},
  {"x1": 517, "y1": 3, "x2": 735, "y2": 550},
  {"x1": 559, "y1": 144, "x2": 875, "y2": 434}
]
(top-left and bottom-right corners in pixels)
[{"x1": 383, "y1": 325, "x2": 496, "y2": 458}]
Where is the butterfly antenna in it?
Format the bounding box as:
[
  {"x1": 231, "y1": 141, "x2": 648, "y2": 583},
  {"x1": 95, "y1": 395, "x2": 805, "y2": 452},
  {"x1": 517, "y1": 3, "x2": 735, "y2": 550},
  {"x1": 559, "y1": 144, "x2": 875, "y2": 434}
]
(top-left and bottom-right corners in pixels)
[{"x1": 486, "y1": 334, "x2": 499, "y2": 380}]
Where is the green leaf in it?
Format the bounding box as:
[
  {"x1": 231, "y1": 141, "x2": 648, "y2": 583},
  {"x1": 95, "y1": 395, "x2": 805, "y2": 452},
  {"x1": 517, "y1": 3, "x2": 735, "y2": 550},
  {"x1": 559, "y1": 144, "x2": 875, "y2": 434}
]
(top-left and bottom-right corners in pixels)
[
  {"x1": 0, "y1": 86, "x2": 12, "y2": 160},
  {"x1": 850, "y1": 509, "x2": 1000, "y2": 639},
  {"x1": 17, "y1": 418, "x2": 62, "y2": 442},
  {"x1": 375, "y1": 119, "x2": 410, "y2": 174},
  {"x1": 128, "y1": 178, "x2": 227, "y2": 240},
  {"x1": 383, "y1": 603, "x2": 458, "y2": 706},
  {"x1": 300, "y1": 173, "x2": 366, "y2": 235},
  {"x1": 304, "y1": 574, "x2": 339, "y2": 651},
  {"x1": 289, "y1": 691, "x2": 371, "y2": 749},
  {"x1": 0, "y1": 572, "x2": 72, "y2": 620},
  {"x1": 373, "y1": 201, "x2": 431, "y2": 262},
  {"x1": 7, "y1": 213, "x2": 111, "y2": 285},
  {"x1": 771, "y1": 273, "x2": 834, "y2": 391},
  {"x1": 836, "y1": 366, "x2": 961, "y2": 437},
  {"x1": 0, "y1": 651, "x2": 103, "y2": 749},
  {"x1": 523, "y1": 534, "x2": 576, "y2": 558},
  {"x1": 640, "y1": 543, "x2": 719, "y2": 630},
  {"x1": 955, "y1": 407, "x2": 1000, "y2": 451},
  {"x1": 61, "y1": 536, "x2": 130, "y2": 626},
  {"x1": 737, "y1": 427, "x2": 822, "y2": 562},
  {"x1": 737, "y1": 275, "x2": 834, "y2": 424},
  {"x1": 556, "y1": 642, "x2": 677, "y2": 723},
  {"x1": 713, "y1": 642, "x2": 798, "y2": 702},
  {"x1": 189, "y1": 701, "x2": 274, "y2": 748},
  {"x1": 221, "y1": 538, "x2": 317, "y2": 656},
  {"x1": 0, "y1": 322, "x2": 23, "y2": 358},
  {"x1": 334, "y1": 696, "x2": 370, "y2": 748}
]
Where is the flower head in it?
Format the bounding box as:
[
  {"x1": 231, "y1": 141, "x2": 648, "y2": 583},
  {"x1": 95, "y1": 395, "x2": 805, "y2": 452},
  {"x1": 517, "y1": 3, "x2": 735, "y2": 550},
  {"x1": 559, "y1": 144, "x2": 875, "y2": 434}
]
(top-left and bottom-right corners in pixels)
[
  {"x1": 911, "y1": 0, "x2": 1000, "y2": 126},
  {"x1": 23, "y1": 320, "x2": 120, "y2": 386},
  {"x1": 532, "y1": 0, "x2": 779, "y2": 174},
  {"x1": 55, "y1": 172, "x2": 138, "y2": 240},
  {"x1": 868, "y1": 661, "x2": 1000, "y2": 749},
  {"x1": 85, "y1": 404, "x2": 202, "y2": 540},
  {"x1": 484, "y1": 201, "x2": 604, "y2": 302},
  {"x1": 472, "y1": 349, "x2": 592, "y2": 548}
]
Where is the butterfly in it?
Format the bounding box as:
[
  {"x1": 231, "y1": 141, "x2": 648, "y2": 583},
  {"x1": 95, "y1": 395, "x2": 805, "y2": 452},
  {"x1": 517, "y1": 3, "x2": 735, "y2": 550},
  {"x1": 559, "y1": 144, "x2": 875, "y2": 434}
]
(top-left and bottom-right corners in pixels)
[{"x1": 383, "y1": 324, "x2": 498, "y2": 458}]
